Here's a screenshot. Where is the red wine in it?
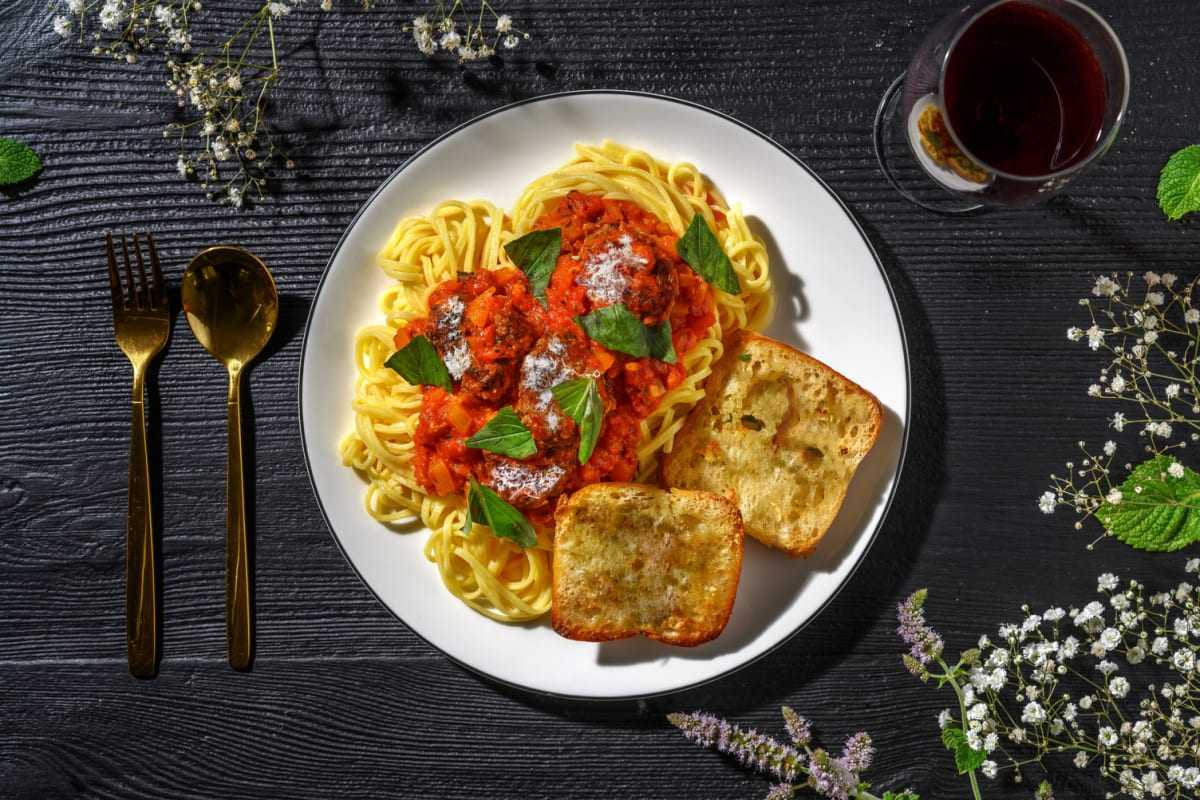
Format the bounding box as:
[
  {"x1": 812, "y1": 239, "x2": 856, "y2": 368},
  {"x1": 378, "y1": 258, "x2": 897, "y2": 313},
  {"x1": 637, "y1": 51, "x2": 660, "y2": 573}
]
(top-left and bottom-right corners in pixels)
[{"x1": 942, "y1": 1, "x2": 1107, "y2": 177}]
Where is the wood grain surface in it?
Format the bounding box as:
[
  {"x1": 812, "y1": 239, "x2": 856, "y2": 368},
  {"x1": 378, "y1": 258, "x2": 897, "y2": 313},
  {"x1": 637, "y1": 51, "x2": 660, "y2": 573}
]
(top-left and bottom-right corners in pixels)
[{"x1": 3, "y1": 0, "x2": 1198, "y2": 797}]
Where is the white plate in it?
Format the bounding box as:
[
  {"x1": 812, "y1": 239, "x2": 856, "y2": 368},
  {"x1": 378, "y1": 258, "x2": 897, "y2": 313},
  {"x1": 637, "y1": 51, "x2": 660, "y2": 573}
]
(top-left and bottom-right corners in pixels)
[{"x1": 300, "y1": 90, "x2": 910, "y2": 699}]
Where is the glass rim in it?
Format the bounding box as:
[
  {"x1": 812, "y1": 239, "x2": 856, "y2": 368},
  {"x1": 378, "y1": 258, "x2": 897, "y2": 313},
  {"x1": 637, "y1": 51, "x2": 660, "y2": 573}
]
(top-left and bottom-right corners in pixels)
[{"x1": 936, "y1": 0, "x2": 1131, "y2": 183}]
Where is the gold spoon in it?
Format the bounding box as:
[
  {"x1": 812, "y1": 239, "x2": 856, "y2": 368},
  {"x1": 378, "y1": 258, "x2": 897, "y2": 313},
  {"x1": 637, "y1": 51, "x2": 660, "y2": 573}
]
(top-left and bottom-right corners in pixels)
[{"x1": 181, "y1": 246, "x2": 278, "y2": 670}]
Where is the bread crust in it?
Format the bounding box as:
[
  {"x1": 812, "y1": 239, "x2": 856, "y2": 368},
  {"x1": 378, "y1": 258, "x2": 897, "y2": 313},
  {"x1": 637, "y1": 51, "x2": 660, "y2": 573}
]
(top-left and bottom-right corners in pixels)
[
  {"x1": 551, "y1": 483, "x2": 744, "y2": 646},
  {"x1": 660, "y1": 330, "x2": 882, "y2": 558}
]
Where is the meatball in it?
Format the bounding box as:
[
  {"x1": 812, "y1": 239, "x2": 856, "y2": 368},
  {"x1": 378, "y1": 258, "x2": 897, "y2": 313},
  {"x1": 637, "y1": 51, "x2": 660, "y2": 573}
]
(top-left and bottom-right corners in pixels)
[
  {"x1": 576, "y1": 228, "x2": 677, "y2": 325},
  {"x1": 514, "y1": 329, "x2": 599, "y2": 453},
  {"x1": 423, "y1": 278, "x2": 536, "y2": 403}
]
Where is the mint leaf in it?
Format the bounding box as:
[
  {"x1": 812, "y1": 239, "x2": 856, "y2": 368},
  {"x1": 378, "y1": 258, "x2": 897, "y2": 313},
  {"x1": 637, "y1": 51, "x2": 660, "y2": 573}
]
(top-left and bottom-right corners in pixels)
[
  {"x1": 465, "y1": 476, "x2": 537, "y2": 548},
  {"x1": 505, "y1": 228, "x2": 561, "y2": 306},
  {"x1": 1095, "y1": 454, "x2": 1200, "y2": 551},
  {"x1": 0, "y1": 138, "x2": 42, "y2": 187},
  {"x1": 466, "y1": 406, "x2": 537, "y2": 459},
  {"x1": 385, "y1": 333, "x2": 452, "y2": 392},
  {"x1": 1157, "y1": 145, "x2": 1200, "y2": 220},
  {"x1": 676, "y1": 214, "x2": 741, "y2": 295},
  {"x1": 940, "y1": 725, "x2": 985, "y2": 774},
  {"x1": 551, "y1": 377, "x2": 603, "y2": 464},
  {"x1": 574, "y1": 302, "x2": 676, "y2": 364},
  {"x1": 883, "y1": 793, "x2": 921, "y2": 800}
]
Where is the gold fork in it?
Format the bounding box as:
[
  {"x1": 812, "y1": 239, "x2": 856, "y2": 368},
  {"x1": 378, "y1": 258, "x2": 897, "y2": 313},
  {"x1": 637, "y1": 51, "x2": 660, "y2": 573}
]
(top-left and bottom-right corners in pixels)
[{"x1": 107, "y1": 231, "x2": 170, "y2": 678}]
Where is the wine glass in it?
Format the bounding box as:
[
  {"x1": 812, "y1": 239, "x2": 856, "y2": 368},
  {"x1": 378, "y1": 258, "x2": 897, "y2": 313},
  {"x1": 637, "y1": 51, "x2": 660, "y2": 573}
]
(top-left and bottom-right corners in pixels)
[{"x1": 873, "y1": 0, "x2": 1129, "y2": 213}]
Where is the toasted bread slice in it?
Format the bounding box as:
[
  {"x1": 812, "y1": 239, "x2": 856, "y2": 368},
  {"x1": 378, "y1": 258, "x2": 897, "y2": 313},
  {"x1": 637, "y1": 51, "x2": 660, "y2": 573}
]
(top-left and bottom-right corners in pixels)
[
  {"x1": 660, "y1": 330, "x2": 882, "y2": 558},
  {"x1": 551, "y1": 483, "x2": 743, "y2": 646}
]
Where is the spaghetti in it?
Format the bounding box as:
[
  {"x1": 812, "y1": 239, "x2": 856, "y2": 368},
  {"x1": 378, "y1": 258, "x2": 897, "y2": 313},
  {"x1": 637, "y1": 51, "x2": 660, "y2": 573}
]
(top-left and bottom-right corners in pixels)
[{"x1": 340, "y1": 141, "x2": 774, "y2": 622}]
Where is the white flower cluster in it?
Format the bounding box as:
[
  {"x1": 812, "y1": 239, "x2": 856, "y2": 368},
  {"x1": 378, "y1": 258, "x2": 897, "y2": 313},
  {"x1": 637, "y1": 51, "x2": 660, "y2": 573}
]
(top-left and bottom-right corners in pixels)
[
  {"x1": 52, "y1": 0, "x2": 326, "y2": 206},
  {"x1": 406, "y1": 1, "x2": 529, "y2": 62},
  {"x1": 1046, "y1": 271, "x2": 1200, "y2": 532},
  {"x1": 935, "y1": 563, "x2": 1200, "y2": 798},
  {"x1": 52, "y1": 0, "x2": 526, "y2": 205},
  {"x1": 53, "y1": 0, "x2": 200, "y2": 62}
]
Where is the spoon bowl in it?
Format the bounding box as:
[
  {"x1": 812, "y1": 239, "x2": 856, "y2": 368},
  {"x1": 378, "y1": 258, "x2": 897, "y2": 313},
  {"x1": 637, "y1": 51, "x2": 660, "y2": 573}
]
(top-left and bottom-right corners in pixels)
[{"x1": 182, "y1": 245, "x2": 278, "y2": 670}]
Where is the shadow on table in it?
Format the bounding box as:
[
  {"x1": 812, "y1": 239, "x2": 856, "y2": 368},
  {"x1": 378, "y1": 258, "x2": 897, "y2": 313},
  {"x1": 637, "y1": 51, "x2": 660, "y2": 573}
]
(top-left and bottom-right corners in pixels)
[{"x1": 482, "y1": 213, "x2": 949, "y2": 720}]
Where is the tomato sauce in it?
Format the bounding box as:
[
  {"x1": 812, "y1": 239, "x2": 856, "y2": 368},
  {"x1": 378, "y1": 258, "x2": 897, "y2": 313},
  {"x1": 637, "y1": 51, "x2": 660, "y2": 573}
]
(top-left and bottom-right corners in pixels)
[{"x1": 398, "y1": 191, "x2": 717, "y2": 529}]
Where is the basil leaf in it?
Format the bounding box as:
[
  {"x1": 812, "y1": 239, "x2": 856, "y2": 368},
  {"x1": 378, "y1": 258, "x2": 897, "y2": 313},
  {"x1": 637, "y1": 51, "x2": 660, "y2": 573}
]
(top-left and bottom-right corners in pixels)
[
  {"x1": 465, "y1": 476, "x2": 538, "y2": 548},
  {"x1": 574, "y1": 303, "x2": 676, "y2": 364},
  {"x1": 466, "y1": 406, "x2": 537, "y2": 459},
  {"x1": 676, "y1": 214, "x2": 742, "y2": 295},
  {"x1": 384, "y1": 333, "x2": 452, "y2": 392},
  {"x1": 551, "y1": 377, "x2": 602, "y2": 464},
  {"x1": 504, "y1": 228, "x2": 561, "y2": 307}
]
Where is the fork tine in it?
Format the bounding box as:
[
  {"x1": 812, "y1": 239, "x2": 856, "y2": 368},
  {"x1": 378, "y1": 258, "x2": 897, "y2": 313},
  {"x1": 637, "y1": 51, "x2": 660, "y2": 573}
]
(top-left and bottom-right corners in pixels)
[
  {"x1": 144, "y1": 232, "x2": 167, "y2": 310},
  {"x1": 118, "y1": 231, "x2": 140, "y2": 311},
  {"x1": 106, "y1": 231, "x2": 127, "y2": 310},
  {"x1": 131, "y1": 232, "x2": 151, "y2": 312}
]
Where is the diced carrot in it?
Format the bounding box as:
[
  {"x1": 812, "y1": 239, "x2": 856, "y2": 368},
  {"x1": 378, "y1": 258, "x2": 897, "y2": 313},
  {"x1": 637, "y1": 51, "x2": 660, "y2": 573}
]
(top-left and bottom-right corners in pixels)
[
  {"x1": 428, "y1": 458, "x2": 456, "y2": 496},
  {"x1": 466, "y1": 301, "x2": 490, "y2": 328},
  {"x1": 446, "y1": 400, "x2": 473, "y2": 433},
  {"x1": 594, "y1": 346, "x2": 616, "y2": 373}
]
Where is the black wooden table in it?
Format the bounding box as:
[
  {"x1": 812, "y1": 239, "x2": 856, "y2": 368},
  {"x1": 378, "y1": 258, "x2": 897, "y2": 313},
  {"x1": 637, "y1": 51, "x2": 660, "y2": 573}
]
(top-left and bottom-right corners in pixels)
[{"x1": 3, "y1": 1, "x2": 1197, "y2": 797}]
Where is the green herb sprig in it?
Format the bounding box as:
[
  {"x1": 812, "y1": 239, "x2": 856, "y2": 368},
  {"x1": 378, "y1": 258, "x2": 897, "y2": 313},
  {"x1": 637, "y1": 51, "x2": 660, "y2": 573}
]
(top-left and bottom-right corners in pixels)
[
  {"x1": 1158, "y1": 144, "x2": 1200, "y2": 221},
  {"x1": 0, "y1": 138, "x2": 42, "y2": 187}
]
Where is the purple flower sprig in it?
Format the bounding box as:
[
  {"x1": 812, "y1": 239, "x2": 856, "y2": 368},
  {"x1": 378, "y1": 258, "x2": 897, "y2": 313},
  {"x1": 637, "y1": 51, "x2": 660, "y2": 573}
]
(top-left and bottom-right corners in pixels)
[
  {"x1": 897, "y1": 588, "x2": 944, "y2": 676},
  {"x1": 668, "y1": 708, "x2": 915, "y2": 800}
]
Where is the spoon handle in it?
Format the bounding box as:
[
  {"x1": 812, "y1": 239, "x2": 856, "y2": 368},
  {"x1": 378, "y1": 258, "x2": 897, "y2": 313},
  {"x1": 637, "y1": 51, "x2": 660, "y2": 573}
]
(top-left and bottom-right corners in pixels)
[
  {"x1": 226, "y1": 368, "x2": 252, "y2": 669},
  {"x1": 127, "y1": 368, "x2": 157, "y2": 677}
]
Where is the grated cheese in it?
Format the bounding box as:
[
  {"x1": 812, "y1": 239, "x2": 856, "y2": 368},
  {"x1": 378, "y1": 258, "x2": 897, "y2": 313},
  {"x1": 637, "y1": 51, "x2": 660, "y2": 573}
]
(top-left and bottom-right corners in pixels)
[
  {"x1": 576, "y1": 234, "x2": 645, "y2": 305},
  {"x1": 489, "y1": 461, "x2": 567, "y2": 499},
  {"x1": 519, "y1": 334, "x2": 599, "y2": 432},
  {"x1": 433, "y1": 295, "x2": 473, "y2": 380}
]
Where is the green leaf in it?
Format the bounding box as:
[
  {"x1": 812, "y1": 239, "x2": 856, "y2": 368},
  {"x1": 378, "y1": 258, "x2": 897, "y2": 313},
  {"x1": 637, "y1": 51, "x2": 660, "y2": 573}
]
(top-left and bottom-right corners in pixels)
[
  {"x1": 504, "y1": 228, "x2": 561, "y2": 306},
  {"x1": 0, "y1": 138, "x2": 42, "y2": 187},
  {"x1": 883, "y1": 793, "x2": 921, "y2": 800},
  {"x1": 1095, "y1": 454, "x2": 1200, "y2": 551},
  {"x1": 551, "y1": 377, "x2": 603, "y2": 464},
  {"x1": 940, "y1": 725, "x2": 986, "y2": 775},
  {"x1": 464, "y1": 476, "x2": 538, "y2": 548},
  {"x1": 466, "y1": 406, "x2": 537, "y2": 459},
  {"x1": 385, "y1": 334, "x2": 452, "y2": 392},
  {"x1": 1157, "y1": 144, "x2": 1200, "y2": 220},
  {"x1": 574, "y1": 302, "x2": 676, "y2": 364},
  {"x1": 676, "y1": 214, "x2": 742, "y2": 295}
]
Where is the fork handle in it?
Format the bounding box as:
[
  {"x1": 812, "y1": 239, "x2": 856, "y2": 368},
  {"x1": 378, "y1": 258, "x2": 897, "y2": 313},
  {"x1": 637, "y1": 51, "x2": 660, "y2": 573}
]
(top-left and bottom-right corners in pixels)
[
  {"x1": 226, "y1": 368, "x2": 252, "y2": 670},
  {"x1": 127, "y1": 372, "x2": 157, "y2": 677}
]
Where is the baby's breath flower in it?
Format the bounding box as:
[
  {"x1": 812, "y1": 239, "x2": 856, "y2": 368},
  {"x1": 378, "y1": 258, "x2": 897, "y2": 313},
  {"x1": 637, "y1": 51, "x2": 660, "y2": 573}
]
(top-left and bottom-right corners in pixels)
[
  {"x1": 902, "y1": 566, "x2": 1200, "y2": 800},
  {"x1": 406, "y1": 1, "x2": 530, "y2": 61},
  {"x1": 1048, "y1": 271, "x2": 1200, "y2": 545},
  {"x1": 1094, "y1": 275, "x2": 1121, "y2": 297},
  {"x1": 58, "y1": 0, "x2": 524, "y2": 204}
]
